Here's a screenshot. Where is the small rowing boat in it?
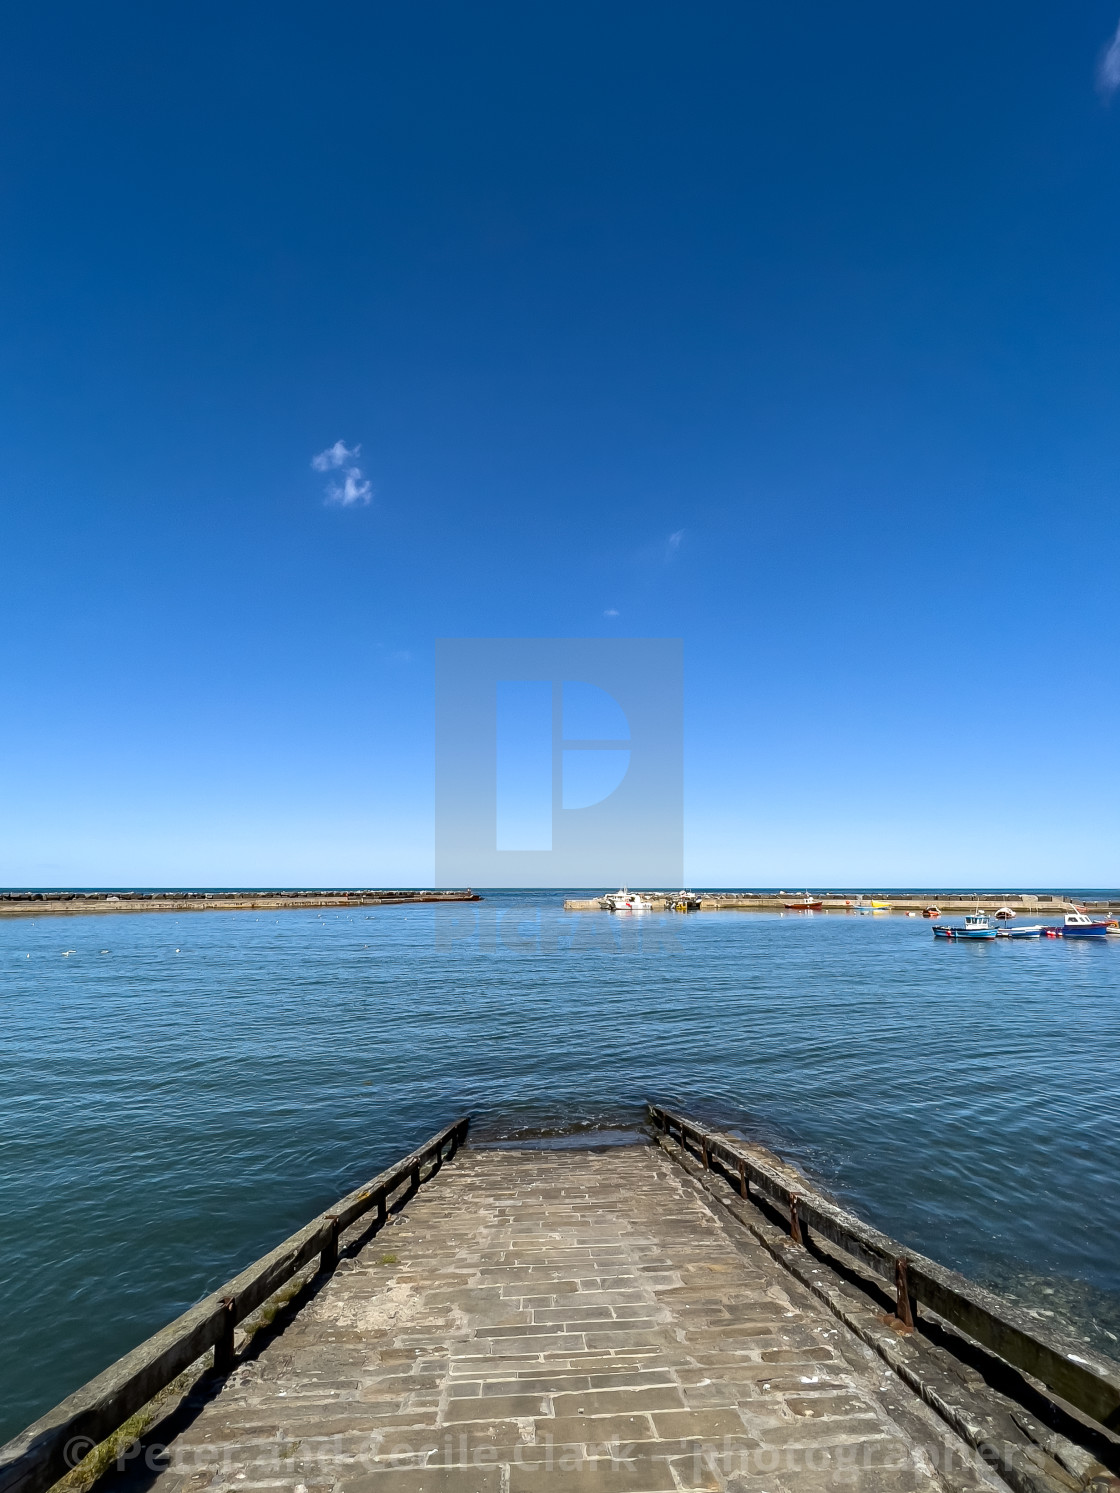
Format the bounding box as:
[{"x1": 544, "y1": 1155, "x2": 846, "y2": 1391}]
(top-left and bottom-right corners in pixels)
[{"x1": 995, "y1": 924, "x2": 1044, "y2": 938}]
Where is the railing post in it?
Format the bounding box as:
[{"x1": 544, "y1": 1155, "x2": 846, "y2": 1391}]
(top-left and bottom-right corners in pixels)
[
  {"x1": 789, "y1": 1194, "x2": 803, "y2": 1246},
  {"x1": 738, "y1": 1158, "x2": 747, "y2": 1198},
  {"x1": 896, "y1": 1258, "x2": 915, "y2": 1330},
  {"x1": 214, "y1": 1297, "x2": 236, "y2": 1375},
  {"x1": 320, "y1": 1215, "x2": 339, "y2": 1273},
  {"x1": 701, "y1": 1136, "x2": 710, "y2": 1170}
]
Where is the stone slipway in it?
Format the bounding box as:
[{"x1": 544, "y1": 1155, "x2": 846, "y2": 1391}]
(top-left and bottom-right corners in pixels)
[{"x1": 98, "y1": 1146, "x2": 1025, "y2": 1493}]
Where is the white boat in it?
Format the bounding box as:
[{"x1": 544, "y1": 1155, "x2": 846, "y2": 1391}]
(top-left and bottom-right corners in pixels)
[
  {"x1": 602, "y1": 887, "x2": 654, "y2": 913},
  {"x1": 995, "y1": 924, "x2": 1045, "y2": 939},
  {"x1": 993, "y1": 906, "x2": 1016, "y2": 920},
  {"x1": 1062, "y1": 911, "x2": 1110, "y2": 938}
]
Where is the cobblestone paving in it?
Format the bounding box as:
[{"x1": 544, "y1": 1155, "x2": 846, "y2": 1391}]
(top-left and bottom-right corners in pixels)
[{"x1": 135, "y1": 1147, "x2": 1004, "y2": 1493}]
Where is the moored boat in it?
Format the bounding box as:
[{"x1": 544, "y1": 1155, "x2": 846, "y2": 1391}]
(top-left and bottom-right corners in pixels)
[
  {"x1": 996, "y1": 924, "x2": 1044, "y2": 938},
  {"x1": 602, "y1": 887, "x2": 654, "y2": 913},
  {"x1": 1062, "y1": 911, "x2": 1111, "y2": 938},
  {"x1": 784, "y1": 895, "x2": 823, "y2": 910},
  {"x1": 933, "y1": 912, "x2": 997, "y2": 940}
]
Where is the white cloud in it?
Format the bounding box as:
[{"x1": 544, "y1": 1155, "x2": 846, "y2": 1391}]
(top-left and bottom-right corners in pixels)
[
  {"x1": 311, "y1": 439, "x2": 360, "y2": 472},
  {"x1": 1099, "y1": 18, "x2": 1120, "y2": 96},
  {"x1": 325, "y1": 468, "x2": 373, "y2": 507},
  {"x1": 604, "y1": 608, "x2": 620, "y2": 616},
  {"x1": 667, "y1": 529, "x2": 684, "y2": 555},
  {"x1": 311, "y1": 440, "x2": 372, "y2": 507}
]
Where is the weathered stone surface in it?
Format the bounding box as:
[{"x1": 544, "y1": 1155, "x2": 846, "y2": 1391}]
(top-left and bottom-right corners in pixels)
[{"x1": 101, "y1": 1147, "x2": 1009, "y2": 1493}]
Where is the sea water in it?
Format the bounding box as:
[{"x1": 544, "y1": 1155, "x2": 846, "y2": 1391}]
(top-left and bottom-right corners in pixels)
[{"x1": 2, "y1": 891, "x2": 1118, "y2": 1440}]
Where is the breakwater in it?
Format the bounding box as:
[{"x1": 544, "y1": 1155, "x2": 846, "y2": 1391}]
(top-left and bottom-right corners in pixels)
[
  {"x1": 564, "y1": 891, "x2": 1120, "y2": 913},
  {"x1": 0, "y1": 889, "x2": 480, "y2": 919}
]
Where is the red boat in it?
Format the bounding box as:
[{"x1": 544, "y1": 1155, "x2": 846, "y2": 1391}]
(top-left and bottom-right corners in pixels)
[{"x1": 784, "y1": 897, "x2": 823, "y2": 910}]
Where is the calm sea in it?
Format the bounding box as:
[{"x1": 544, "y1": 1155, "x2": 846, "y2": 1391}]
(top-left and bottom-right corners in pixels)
[{"x1": 2, "y1": 890, "x2": 1119, "y2": 1441}]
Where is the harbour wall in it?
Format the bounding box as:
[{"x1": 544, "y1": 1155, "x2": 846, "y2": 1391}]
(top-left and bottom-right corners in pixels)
[
  {"x1": 563, "y1": 892, "x2": 1120, "y2": 912},
  {"x1": 0, "y1": 889, "x2": 480, "y2": 919}
]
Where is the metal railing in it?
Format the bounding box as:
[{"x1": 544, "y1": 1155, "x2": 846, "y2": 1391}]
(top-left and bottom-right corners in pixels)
[
  {"x1": 649, "y1": 1102, "x2": 1120, "y2": 1433},
  {"x1": 0, "y1": 1116, "x2": 469, "y2": 1493}
]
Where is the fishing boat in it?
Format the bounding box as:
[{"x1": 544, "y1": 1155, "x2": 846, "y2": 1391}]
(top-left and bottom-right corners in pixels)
[
  {"x1": 783, "y1": 894, "x2": 823, "y2": 910},
  {"x1": 1062, "y1": 911, "x2": 1111, "y2": 938},
  {"x1": 933, "y1": 913, "x2": 997, "y2": 940},
  {"x1": 922, "y1": 906, "x2": 941, "y2": 919},
  {"x1": 673, "y1": 891, "x2": 701, "y2": 912},
  {"x1": 601, "y1": 887, "x2": 654, "y2": 913}
]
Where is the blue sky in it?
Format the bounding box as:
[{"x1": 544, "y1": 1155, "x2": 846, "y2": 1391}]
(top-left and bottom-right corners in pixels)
[{"x1": 2, "y1": 1, "x2": 1119, "y2": 888}]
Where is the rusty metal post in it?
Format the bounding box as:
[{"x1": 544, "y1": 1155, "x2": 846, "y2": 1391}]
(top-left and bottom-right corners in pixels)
[
  {"x1": 214, "y1": 1297, "x2": 236, "y2": 1375},
  {"x1": 320, "y1": 1215, "x2": 339, "y2": 1273},
  {"x1": 789, "y1": 1194, "x2": 803, "y2": 1245},
  {"x1": 738, "y1": 1158, "x2": 747, "y2": 1198},
  {"x1": 895, "y1": 1258, "x2": 915, "y2": 1330}
]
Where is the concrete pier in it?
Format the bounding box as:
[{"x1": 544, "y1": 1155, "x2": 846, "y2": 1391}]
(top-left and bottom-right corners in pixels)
[
  {"x1": 0, "y1": 891, "x2": 480, "y2": 920},
  {"x1": 563, "y1": 894, "x2": 1120, "y2": 915}
]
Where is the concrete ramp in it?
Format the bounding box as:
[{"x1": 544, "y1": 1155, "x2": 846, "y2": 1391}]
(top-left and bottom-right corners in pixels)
[{"x1": 113, "y1": 1146, "x2": 1005, "y2": 1493}]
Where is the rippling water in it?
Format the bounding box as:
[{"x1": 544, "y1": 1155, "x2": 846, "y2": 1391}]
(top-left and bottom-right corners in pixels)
[{"x1": 2, "y1": 891, "x2": 1119, "y2": 1441}]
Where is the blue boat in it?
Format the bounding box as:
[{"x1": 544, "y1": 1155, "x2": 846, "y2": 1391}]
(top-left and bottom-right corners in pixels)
[
  {"x1": 1062, "y1": 912, "x2": 1111, "y2": 938},
  {"x1": 933, "y1": 913, "x2": 997, "y2": 940}
]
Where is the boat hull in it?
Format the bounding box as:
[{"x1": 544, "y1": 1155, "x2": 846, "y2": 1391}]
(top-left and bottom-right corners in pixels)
[
  {"x1": 1062, "y1": 924, "x2": 1110, "y2": 937},
  {"x1": 933, "y1": 926, "x2": 997, "y2": 940}
]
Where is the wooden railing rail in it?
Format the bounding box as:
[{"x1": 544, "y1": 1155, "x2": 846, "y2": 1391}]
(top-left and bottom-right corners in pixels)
[
  {"x1": 0, "y1": 1116, "x2": 470, "y2": 1493},
  {"x1": 648, "y1": 1102, "x2": 1120, "y2": 1433}
]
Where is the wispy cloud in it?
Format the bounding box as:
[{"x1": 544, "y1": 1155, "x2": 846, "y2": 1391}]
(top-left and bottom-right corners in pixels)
[
  {"x1": 1099, "y1": 18, "x2": 1120, "y2": 97},
  {"x1": 666, "y1": 529, "x2": 684, "y2": 557},
  {"x1": 311, "y1": 440, "x2": 372, "y2": 507},
  {"x1": 604, "y1": 608, "x2": 620, "y2": 617}
]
